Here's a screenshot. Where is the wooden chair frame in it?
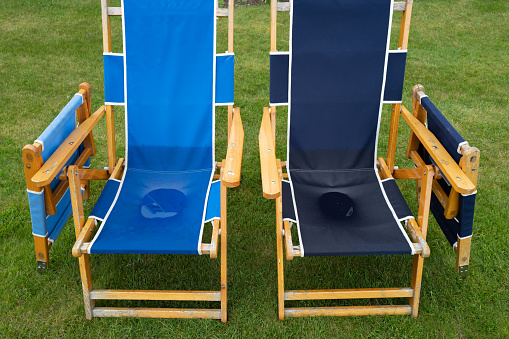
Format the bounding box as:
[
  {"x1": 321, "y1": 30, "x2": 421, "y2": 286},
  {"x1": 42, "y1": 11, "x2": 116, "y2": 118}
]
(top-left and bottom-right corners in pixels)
[
  {"x1": 23, "y1": 83, "x2": 111, "y2": 270},
  {"x1": 29, "y1": 0, "x2": 242, "y2": 322},
  {"x1": 260, "y1": 0, "x2": 477, "y2": 319}
]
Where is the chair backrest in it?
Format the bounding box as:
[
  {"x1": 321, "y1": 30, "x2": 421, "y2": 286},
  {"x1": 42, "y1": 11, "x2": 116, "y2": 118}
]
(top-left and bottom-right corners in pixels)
[
  {"x1": 268, "y1": 0, "x2": 408, "y2": 172},
  {"x1": 123, "y1": 0, "x2": 215, "y2": 172}
]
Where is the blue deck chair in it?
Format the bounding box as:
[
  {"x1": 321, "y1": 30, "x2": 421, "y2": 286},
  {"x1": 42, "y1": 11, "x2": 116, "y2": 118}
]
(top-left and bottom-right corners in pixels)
[
  {"x1": 23, "y1": 83, "x2": 95, "y2": 271},
  {"x1": 260, "y1": 0, "x2": 478, "y2": 319},
  {"x1": 30, "y1": 0, "x2": 242, "y2": 322}
]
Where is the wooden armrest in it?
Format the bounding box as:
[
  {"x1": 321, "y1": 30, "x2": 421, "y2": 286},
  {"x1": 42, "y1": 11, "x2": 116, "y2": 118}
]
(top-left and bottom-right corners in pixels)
[
  {"x1": 32, "y1": 106, "x2": 106, "y2": 187},
  {"x1": 400, "y1": 105, "x2": 475, "y2": 195},
  {"x1": 221, "y1": 107, "x2": 244, "y2": 188},
  {"x1": 406, "y1": 219, "x2": 430, "y2": 258},
  {"x1": 259, "y1": 107, "x2": 280, "y2": 199}
]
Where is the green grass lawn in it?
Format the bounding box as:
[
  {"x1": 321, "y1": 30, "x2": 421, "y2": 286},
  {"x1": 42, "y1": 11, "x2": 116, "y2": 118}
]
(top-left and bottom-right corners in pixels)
[{"x1": 1, "y1": 0, "x2": 508, "y2": 337}]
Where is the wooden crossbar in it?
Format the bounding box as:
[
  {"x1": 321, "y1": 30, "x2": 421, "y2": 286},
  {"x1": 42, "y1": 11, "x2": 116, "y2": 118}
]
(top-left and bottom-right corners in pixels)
[
  {"x1": 90, "y1": 289, "x2": 221, "y2": 301},
  {"x1": 284, "y1": 288, "x2": 414, "y2": 301},
  {"x1": 285, "y1": 305, "x2": 412, "y2": 317},
  {"x1": 93, "y1": 307, "x2": 221, "y2": 319}
]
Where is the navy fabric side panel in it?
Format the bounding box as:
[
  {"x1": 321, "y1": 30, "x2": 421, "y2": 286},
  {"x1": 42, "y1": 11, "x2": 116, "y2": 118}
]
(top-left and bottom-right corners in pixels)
[
  {"x1": 124, "y1": 0, "x2": 214, "y2": 171},
  {"x1": 282, "y1": 180, "x2": 296, "y2": 220},
  {"x1": 289, "y1": 0, "x2": 392, "y2": 170},
  {"x1": 104, "y1": 54, "x2": 125, "y2": 104},
  {"x1": 216, "y1": 54, "x2": 234, "y2": 104},
  {"x1": 430, "y1": 194, "x2": 458, "y2": 246},
  {"x1": 90, "y1": 170, "x2": 211, "y2": 254},
  {"x1": 270, "y1": 54, "x2": 289, "y2": 104},
  {"x1": 382, "y1": 179, "x2": 412, "y2": 220},
  {"x1": 422, "y1": 97, "x2": 465, "y2": 163},
  {"x1": 293, "y1": 170, "x2": 412, "y2": 256},
  {"x1": 90, "y1": 179, "x2": 121, "y2": 220},
  {"x1": 458, "y1": 193, "x2": 475, "y2": 238},
  {"x1": 383, "y1": 52, "x2": 407, "y2": 102}
]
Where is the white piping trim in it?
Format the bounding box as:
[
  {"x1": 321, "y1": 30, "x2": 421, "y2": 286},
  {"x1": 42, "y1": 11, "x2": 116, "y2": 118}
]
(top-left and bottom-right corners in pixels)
[
  {"x1": 32, "y1": 232, "x2": 48, "y2": 237},
  {"x1": 461, "y1": 190, "x2": 477, "y2": 197},
  {"x1": 217, "y1": 52, "x2": 234, "y2": 56},
  {"x1": 418, "y1": 93, "x2": 428, "y2": 104},
  {"x1": 383, "y1": 100, "x2": 402, "y2": 104},
  {"x1": 198, "y1": 1, "x2": 219, "y2": 255},
  {"x1": 457, "y1": 234, "x2": 472, "y2": 240},
  {"x1": 380, "y1": 178, "x2": 394, "y2": 183},
  {"x1": 105, "y1": 102, "x2": 125, "y2": 106},
  {"x1": 286, "y1": 0, "x2": 305, "y2": 257},
  {"x1": 89, "y1": 1, "x2": 129, "y2": 253},
  {"x1": 457, "y1": 141, "x2": 468, "y2": 154},
  {"x1": 270, "y1": 51, "x2": 290, "y2": 55},
  {"x1": 34, "y1": 140, "x2": 45, "y2": 152},
  {"x1": 389, "y1": 49, "x2": 407, "y2": 53},
  {"x1": 27, "y1": 188, "x2": 44, "y2": 195},
  {"x1": 108, "y1": 178, "x2": 121, "y2": 183},
  {"x1": 269, "y1": 102, "x2": 289, "y2": 106},
  {"x1": 215, "y1": 102, "x2": 234, "y2": 106},
  {"x1": 399, "y1": 215, "x2": 413, "y2": 222},
  {"x1": 103, "y1": 52, "x2": 124, "y2": 56}
]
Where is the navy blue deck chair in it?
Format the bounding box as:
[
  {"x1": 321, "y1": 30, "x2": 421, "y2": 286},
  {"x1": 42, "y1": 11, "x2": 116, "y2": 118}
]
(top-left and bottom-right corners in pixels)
[
  {"x1": 23, "y1": 83, "x2": 94, "y2": 271},
  {"x1": 259, "y1": 0, "x2": 478, "y2": 319},
  {"x1": 29, "y1": 0, "x2": 242, "y2": 322}
]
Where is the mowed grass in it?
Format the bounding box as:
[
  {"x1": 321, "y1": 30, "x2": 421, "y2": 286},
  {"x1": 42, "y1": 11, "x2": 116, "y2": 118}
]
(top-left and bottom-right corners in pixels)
[{"x1": 0, "y1": 0, "x2": 508, "y2": 337}]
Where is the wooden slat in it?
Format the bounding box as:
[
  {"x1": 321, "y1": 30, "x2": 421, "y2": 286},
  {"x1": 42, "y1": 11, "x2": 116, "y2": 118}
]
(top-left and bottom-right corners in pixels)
[
  {"x1": 228, "y1": 0, "x2": 234, "y2": 53},
  {"x1": 219, "y1": 171, "x2": 227, "y2": 323},
  {"x1": 32, "y1": 106, "x2": 106, "y2": 187},
  {"x1": 285, "y1": 288, "x2": 414, "y2": 301},
  {"x1": 386, "y1": 103, "x2": 401, "y2": 173},
  {"x1": 93, "y1": 307, "x2": 221, "y2": 319},
  {"x1": 460, "y1": 145, "x2": 480, "y2": 186},
  {"x1": 106, "y1": 105, "x2": 116, "y2": 173},
  {"x1": 216, "y1": 8, "x2": 228, "y2": 17},
  {"x1": 397, "y1": 0, "x2": 413, "y2": 49},
  {"x1": 401, "y1": 106, "x2": 475, "y2": 194},
  {"x1": 285, "y1": 305, "x2": 412, "y2": 317},
  {"x1": 283, "y1": 220, "x2": 294, "y2": 260},
  {"x1": 90, "y1": 290, "x2": 221, "y2": 301},
  {"x1": 393, "y1": 167, "x2": 423, "y2": 180},
  {"x1": 276, "y1": 1, "x2": 406, "y2": 12},
  {"x1": 276, "y1": 189, "x2": 285, "y2": 320},
  {"x1": 271, "y1": 1, "x2": 278, "y2": 51},
  {"x1": 210, "y1": 219, "x2": 219, "y2": 259},
  {"x1": 260, "y1": 107, "x2": 281, "y2": 199},
  {"x1": 455, "y1": 236, "x2": 471, "y2": 273},
  {"x1": 221, "y1": 108, "x2": 244, "y2": 187},
  {"x1": 407, "y1": 219, "x2": 430, "y2": 258},
  {"x1": 60, "y1": 168, "x2": 109, "y2": 181},
  {"x1": 377, "y1": 157, "x2": 392, "y2": 179},
  {"x1": 110, "y1": 158, "x2": 124, "y2": 180},
  {"x1": 72, "y1": 218, "x2": 96, "y2": 257},
  {"x1": 107, "y1": 7, "x2": 121, "y2": 16}
]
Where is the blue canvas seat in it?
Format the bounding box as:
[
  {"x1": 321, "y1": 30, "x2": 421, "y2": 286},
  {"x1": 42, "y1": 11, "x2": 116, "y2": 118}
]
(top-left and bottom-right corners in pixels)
[
  {"x1": 260, "y1": 0, "x2": 478, "y2": 319},
  {"x1": 28, "y1": 0, "x2": 242, "y2": 322}
]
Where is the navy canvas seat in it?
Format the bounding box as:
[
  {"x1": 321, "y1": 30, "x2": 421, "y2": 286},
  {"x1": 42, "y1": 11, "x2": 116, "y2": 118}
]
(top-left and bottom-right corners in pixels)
[
  {"x1": 28, "y1": 0, "x2": 242, "y2": 322},
  {"x1": 260, "y1": 0, "x2": 478, "y2": 320}
]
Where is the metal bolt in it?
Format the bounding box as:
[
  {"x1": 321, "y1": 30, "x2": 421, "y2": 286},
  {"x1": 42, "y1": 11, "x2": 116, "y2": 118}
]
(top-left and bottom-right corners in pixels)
[
  {"x1": 268, "y1": 149, "x2": 272, "y2": 152},
  {"x1": 26, "y1": 164, "x2": 31, "y2": 168},
  {"x1": 432, "y1": 146, "x2": 438, "y2": 149},
  {"x1": 231, "y1": 143, "x2": 236, "y2": 146},
  {"x1": 271, "y1": 181, "x2": 275, "y2": 184},
  {"x1": 228, "y1": 171, "x2": 233, "y2": 175},
  {"x1": 43, "y1": 170, "x2": 49, "y2": 173},
  {"x1": 456, "y1": 177, "x2": 461, "y2": 180},
  {"x1": 69, "y1": 141, "x2": 74, "y2": 145}
]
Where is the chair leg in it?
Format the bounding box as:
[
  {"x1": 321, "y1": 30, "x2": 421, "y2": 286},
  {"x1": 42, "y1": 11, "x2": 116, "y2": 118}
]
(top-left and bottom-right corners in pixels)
[
  {"x1": 79, "y1": 253, "x2": 95, "y2": 320},
  {"x1": 34, "y1": 235, "x2": 50, "y2": 271},
  {"x1": 276, "y1": 195, "x2": 285, "y2": 320},
  {"x1": 220, "y1": 172, "x2": 228, "y2": 323},
  {"x1": 409, "y1": 254, "x2": 424, "y2": 317}
]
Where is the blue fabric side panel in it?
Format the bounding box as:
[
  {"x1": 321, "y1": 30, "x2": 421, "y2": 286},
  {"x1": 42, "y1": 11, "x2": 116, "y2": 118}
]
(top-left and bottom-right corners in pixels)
[
  {"x1": 37, "y1": 94, "x2": 81, "y2": 161},
  {"x1": 422, "y1": 97, "x2": 465, "y2": 163},
  {"x1": 215, "y1": 54, "x2": 234, "y2": 104},
  {"x1": 47, "y1": 187, "x2": 77, "y2": 242},
  {"x1": 124, "y1": 0, "x2": 214, "y2": 171},
  {"x1": 270, "y1": 53, "x2": 289, "y2": 104},
  {"x1": 90, "y1": 179, "x2": 121, "y2": 220},
  {"x1": 289, "y1": 0, "x2": 392, "y2": 170},
  {"x1": 205, "y1": 181, "x2": 220, "y2": 220},
  {"x1": 458, "y1": 193, "x2": 475, "y2": 238},
  {"x1": 104, "y1": 54, "x2": 125, "y2": 104},
  {"x1": 28, "y1": 191, "x2": 47, "y2": 237},
  {"x1": 383, "y1": 51, "x2": 406, "y2": 102}
]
